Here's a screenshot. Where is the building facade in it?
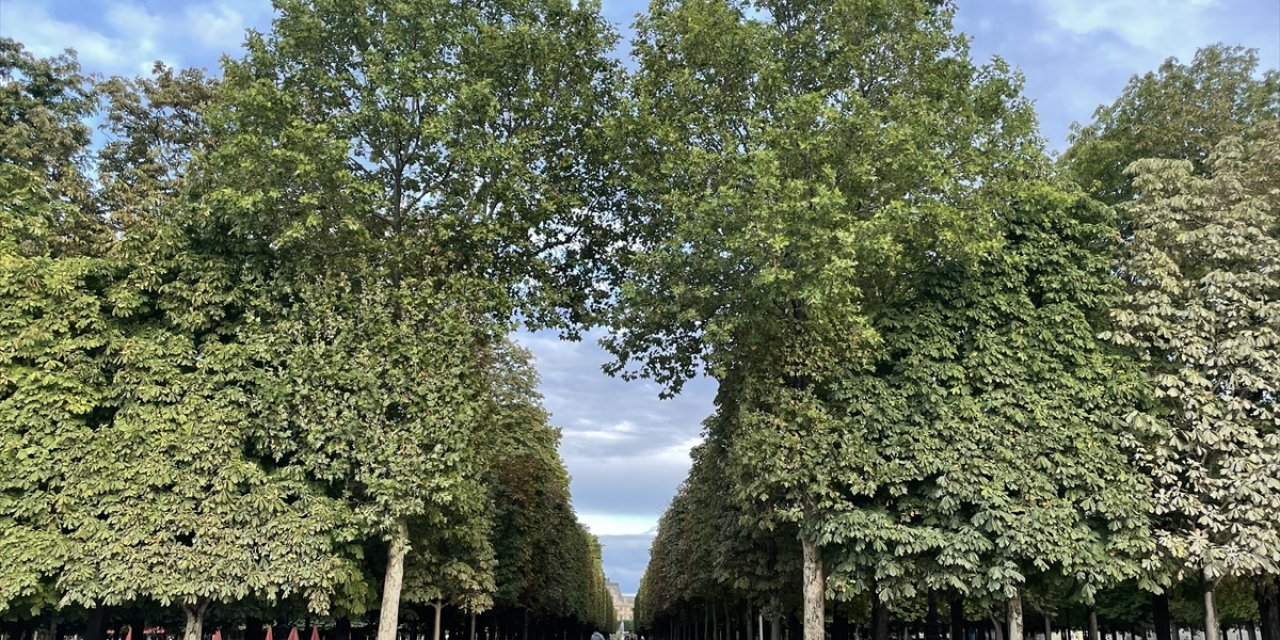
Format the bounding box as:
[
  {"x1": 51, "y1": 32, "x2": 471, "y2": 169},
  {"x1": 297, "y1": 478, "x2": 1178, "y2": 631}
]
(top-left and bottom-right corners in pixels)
[{"x1": 606, "y1": 581, "x2": 634, "y2": 624}]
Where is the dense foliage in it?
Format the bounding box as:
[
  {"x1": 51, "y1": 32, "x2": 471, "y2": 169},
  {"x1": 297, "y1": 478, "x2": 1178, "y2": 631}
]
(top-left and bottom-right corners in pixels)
[
  {"x1": 624, "y1": 13, "x2": 1278, "y2": 640},
  {"x1": 2, "y1": 3, "x2": 1278, "y2": 640},
  {"x1": 1, "y1": 0, "x2": 619, "y2": 635}
]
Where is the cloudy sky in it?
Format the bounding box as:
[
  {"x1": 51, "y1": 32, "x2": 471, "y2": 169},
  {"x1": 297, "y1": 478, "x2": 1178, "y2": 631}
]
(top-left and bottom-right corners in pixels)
[{"x1": 4, "y1": 0, "x2": 1277, "y2": 595}]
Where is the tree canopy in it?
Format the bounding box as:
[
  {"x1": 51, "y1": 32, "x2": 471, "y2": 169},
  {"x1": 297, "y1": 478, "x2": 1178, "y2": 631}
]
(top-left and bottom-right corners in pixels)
[{"x1": 2, "y1": 5, "x2": 1279, "y2": 640}]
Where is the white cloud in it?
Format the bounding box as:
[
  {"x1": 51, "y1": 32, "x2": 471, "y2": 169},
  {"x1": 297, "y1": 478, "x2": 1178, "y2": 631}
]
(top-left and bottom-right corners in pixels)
[
  {"x1": 106, "y1": 2, "x2": 164, "y2": 42},
  {"x1": 512, "y1": 328, "x2": 711, "y2": 588},
  {"x1": 184, "y1": 3, "x2": 249, "y2": 49},
  {"x1": 579, "y1": 513, "x2": 659, "y2": 536},
  {"x1": 652, "y1": 435, "x2": 702, "y2": 465},
  {"x1": 0, "y1": 2, "x2": 182, "y2": 75},
  {"x1": 0, "y1": 0, "x2": 276, "y2": 78},
  {"x1": 1, "y1": 4, "x2": 131, "y2": 71},
  {"x1": 1036, "y1": 0, "x2": 1220, "y2": 57}
]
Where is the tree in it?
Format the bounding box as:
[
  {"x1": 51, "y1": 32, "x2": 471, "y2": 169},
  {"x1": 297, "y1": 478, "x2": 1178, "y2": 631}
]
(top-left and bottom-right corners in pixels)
[
  {"x1": 1, "y1": 38, "x2": 107, "y2": 619},
  {"x1": 1061, "y1": 44, "x2": 1279, "y2": 206},
  {"x1": 812, "y1": 182, "x2": 1156, "y2": 604},
  {"x1": 96, "y1": 62, "x2": 219, "y2": 224},
  {"x1": 1063, "y1": 42, "x2": 1280, "y2": 640},
  {"x1": 208, "y1": 3, "x2": 626, "y2": 632},
  {"x1": 636, "y1": 423, "x2": 802, "y2": 640},
  {"x1": 0, "y1": 37, "x2": 97, "y2": 231},
  {"x1": 3, "y1": 41, "x2": 363, "y2": 638},
  {"x1": 1105, "y1": 124, "x2": 1280, "y2": 640},
  {"x1": 206, "y1": 1, "x2": 629, "y2": 629},
  {"x1": 484, "y1": 342, "x2": 607, "y2": 632},
  {"x1": 607, "y1": 0, "x2": 1069, "y2": 635},
  {"x1": 253, "y1": 272, "x2": 498, "y2": 640},
  {"x1": 54, "y1": 306, "x2": 365, "y2": 638},
  {"x1": 209, "y1": 0, "x2": 625, "y2": 329}
]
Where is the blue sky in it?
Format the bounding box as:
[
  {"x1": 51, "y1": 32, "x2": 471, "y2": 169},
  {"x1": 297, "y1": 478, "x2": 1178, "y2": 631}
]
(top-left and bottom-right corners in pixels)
[{"x1": 4, "y1": 0, "x2": 1276, "y2": 596}]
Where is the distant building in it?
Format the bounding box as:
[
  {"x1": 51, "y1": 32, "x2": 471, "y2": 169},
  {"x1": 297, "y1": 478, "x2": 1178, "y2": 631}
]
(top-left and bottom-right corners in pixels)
[{"x1": 606, "y1": 581, "x2": 634, "y2": 623}]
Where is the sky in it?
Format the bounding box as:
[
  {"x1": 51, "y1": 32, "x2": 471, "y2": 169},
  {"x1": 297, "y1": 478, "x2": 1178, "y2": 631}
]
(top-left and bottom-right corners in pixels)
[{"x1": 3, "y1": 0, "x2": 1277, "y2": 596}]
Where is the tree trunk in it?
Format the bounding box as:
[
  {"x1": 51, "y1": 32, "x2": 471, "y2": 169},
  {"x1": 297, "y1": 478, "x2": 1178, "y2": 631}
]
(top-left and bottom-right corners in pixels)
[
  {"x1": 377, "y1": 521, "x2": 411, "y2": 640},
  {"x1": 873, "y1": 598, "x2": 888, "y2": 640},
  {"x1": 770, "y1": 609, "x2": 781, "y2": 640},
  {"x1": 247, "y1": 619, "x2": 264, "y2": 640},
  {"x1": 835, "y1": 602, "x2": 851, "y2": 640},
  {"x1": 472, "y1": 612, "x2": 478, "y2": 640},
  {"x1": 919, "y1": 592, "x2": 938, "y2": 640},
  {"x1": 184, "y1": 602, "x2": 209, "y2": 640},
  {"x1": 1258, "y1": 577, "x2": 1279, "y2": 640},
  {"x1": 1088, "y1": 609, "x2": 1099, "y2": 640},
  {"x1": 1044, "y1": 615, "x2": 1051, "y2": 640},
  {"x1": 1205, "y1": 576, "x2": 1221, "y2": 640},
  {"x1": 1008, "y1": 592, "x2": 1023, "y2": 640},
  {"x1": 86, "y1": 609, "x2": 107, "y2": 640},
  {"x1": 950, "y1": 600, "x2": 964, "y2": 640},
  {"x1": 434, "y1": 603, "x2": 444, "y2": 640},
  {"x1": 726, "y1": 602, "x2": 733, "y2": 640},
  {"x1": 1154, "y1": 594, "x2": 1172, "y2": 640},
  {"x1": 127, "y1": 615, "x2": 145, "y2": 640},
  {"x1": 801, "y1": 536, "x2": 824, "y2": 640}
]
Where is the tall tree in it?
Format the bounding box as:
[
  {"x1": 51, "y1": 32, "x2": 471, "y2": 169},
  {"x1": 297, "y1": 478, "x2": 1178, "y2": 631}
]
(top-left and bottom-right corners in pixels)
[
  {"x1": 208, "y1": 3, "x2": 626, "y2": 632},
  {"x1": 3, "y1": 41, "x2": 364, "y2": 638},
  {"x1": 1105, "y1": 125, "x2": 1280, "y2": 640},
  {"x1": 1, "y1": 38, "x2": 106, "y2": 618},
  {"x1": 96, "y1": 63, "x2": 219, "y2": 225},
  {"x1": 209, "y1": 0, "x2": 625, "y2": 326},
  {"x1": 607, "y1": 0, "x2": 1059, "y2": 634}
]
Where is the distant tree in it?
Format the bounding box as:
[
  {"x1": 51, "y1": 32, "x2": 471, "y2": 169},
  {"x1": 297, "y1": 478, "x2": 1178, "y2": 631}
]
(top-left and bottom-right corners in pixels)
[
  {"x1": 636, "y1": 423, "x2": 801, "y2": 640},
  {"x1": 485, "y1": 342, "x2": 608, "y2": 630},
  {"x1": 1061, "y1": 44, "x2": 1279, "y2": 205}
]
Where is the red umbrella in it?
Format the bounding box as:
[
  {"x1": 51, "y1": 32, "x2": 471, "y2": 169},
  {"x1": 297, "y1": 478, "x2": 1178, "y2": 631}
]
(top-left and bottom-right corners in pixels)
[
  {"x1": 213, "y1": 630, "x2": 223, "y2": 640},
  {"x1": 124, "y1": 629, "x2": 132, "y2": 640},
  {"x1": 288, "y1": 627, "x2": 300, "y2": 640},
  {"x1": 310, "y1": 628, "x2": 320, "y2": 640},
  {"x1": 266, "y1": 628, "x2": 274, "y2": 640}
]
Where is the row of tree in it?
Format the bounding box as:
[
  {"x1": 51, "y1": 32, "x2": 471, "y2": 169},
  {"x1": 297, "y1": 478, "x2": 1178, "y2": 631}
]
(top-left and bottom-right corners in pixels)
[
  {"x1": 3, "y1": 3, "x2": 1278, "y2": 640},
  {"x1": 2, "y1": 0, "x2": 630, "y2": 636},
  {"x1": 616, "y1": 4, "x2": 1279, "y2": 640}
]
